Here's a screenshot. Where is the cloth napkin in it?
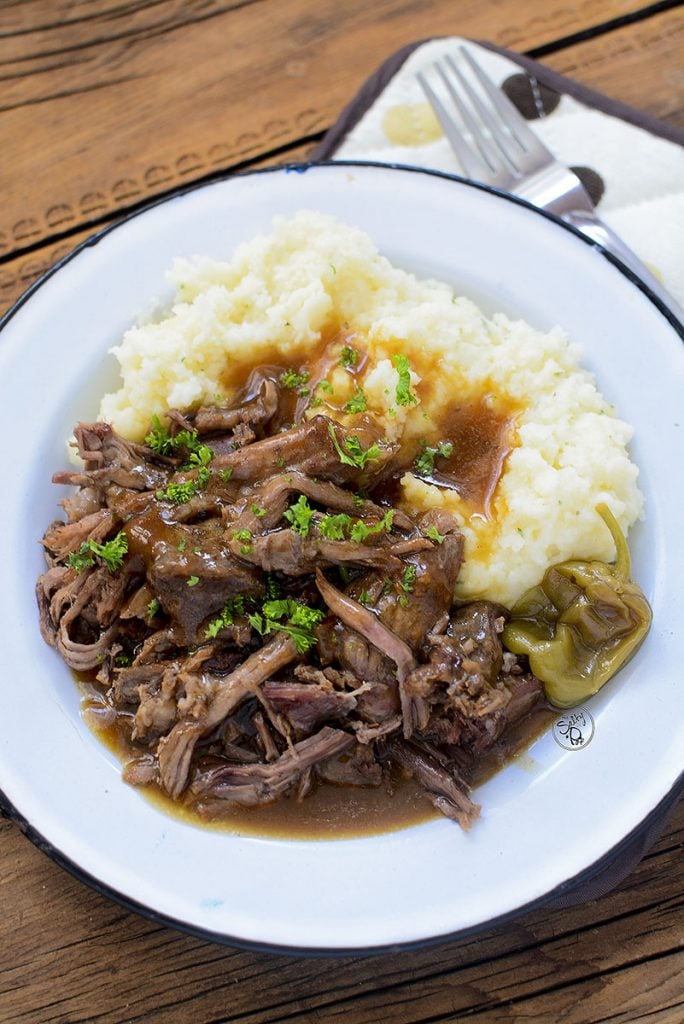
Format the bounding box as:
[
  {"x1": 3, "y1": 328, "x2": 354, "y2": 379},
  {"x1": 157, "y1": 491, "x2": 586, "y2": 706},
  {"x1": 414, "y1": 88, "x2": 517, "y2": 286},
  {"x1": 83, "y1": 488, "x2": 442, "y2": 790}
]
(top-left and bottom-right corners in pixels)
[
  {"x1": 313, "y1": 38, "x2": 684, "y2": 909},
  {"x1": 313, "y1": 38, "x2": 684, "y2": 306}
]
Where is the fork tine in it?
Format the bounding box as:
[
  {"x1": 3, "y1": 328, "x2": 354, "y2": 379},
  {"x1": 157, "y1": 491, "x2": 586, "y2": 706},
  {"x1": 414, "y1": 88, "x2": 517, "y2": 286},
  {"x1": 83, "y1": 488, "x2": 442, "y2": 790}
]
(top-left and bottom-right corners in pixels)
[
  {"x1": 434, "y1": 61, "x2": 501, "y2": 174},
  {"x1": 416, "y1": 70, "x2": 491, "y2": 181},
  {"x1": 443, "y1": 55, "x2": 519, "y2": 175},
  {"x1": 458, "y1": 45, "x2": 552, "y2": 163}
]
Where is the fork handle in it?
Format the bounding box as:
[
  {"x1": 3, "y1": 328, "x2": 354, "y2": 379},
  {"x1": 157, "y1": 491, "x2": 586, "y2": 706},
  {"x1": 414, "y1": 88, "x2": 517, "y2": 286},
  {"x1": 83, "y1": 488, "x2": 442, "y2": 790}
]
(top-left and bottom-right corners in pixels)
[{"x1": 562, "y1": 210, "x2": 683, "y2": 326}]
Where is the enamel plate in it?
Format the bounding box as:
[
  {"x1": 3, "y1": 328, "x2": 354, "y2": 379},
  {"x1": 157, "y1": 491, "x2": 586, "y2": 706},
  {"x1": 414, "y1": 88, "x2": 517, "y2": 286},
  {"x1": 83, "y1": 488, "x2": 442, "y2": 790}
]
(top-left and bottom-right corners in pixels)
[{"x1": 0, "y1": 163, "x2": 682, "y2": 952}]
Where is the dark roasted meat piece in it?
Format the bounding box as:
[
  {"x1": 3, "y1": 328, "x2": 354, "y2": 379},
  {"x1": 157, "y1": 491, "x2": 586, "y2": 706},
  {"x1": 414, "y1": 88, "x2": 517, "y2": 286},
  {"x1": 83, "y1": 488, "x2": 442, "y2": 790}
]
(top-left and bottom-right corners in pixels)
[
  {"x1": 386, "y1": 738, "x2": 480, "y2": 830},
  {"x1": 158, "y1": 633, "x2": 298, "y2": 798},
  {"x1": 261, "y1": 678, "x2": 359, "y2": 737},
  {"x1": 194, "y1": 375, "x2": 279, "y2": 435},
  {"x1": 229, "y1": 529, "x2": 405, "y2": 576},
  {"x1": 191, "y1": 726, "x2": 356, "y2": 810},
  {"x1": 37, "y1": 404, "x2": 547, "y2": 833},
  {"x1": 53, "y1": 422, "x2": 170, "y2": 492},
  {"x1": 149, "y1": 537, "x2": 263, "y2": 643},
  {"x1": 212, "y1": 415, "x2": 395, "y2": 484}
]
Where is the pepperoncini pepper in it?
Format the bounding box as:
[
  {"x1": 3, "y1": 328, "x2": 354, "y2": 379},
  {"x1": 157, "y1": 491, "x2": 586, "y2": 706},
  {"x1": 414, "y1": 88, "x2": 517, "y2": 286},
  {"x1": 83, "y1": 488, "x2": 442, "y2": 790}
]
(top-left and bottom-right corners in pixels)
[{"x1": 502, "y1": 504, "x2": 652, "y2": 708}]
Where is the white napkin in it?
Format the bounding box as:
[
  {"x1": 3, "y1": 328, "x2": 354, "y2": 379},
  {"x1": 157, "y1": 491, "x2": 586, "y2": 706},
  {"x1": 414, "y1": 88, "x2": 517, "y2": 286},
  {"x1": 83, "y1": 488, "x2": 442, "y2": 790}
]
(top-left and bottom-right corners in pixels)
[{"x1": 330, "y1": 39, "x2": 684, "y2": 305}]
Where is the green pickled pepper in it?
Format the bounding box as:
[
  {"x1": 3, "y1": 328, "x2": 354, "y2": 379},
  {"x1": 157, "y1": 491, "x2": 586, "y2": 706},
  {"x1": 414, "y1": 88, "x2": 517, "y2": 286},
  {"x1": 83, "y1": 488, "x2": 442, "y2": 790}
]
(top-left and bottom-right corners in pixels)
[{"x1": 503, "y1": 504, "x2": 652, "y2": 708}]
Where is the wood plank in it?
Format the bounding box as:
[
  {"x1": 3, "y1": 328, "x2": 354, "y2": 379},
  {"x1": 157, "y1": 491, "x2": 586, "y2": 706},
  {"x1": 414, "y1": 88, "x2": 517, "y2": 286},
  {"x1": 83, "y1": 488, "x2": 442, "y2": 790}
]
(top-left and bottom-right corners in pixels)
[
  {"x1": 544, "y1": 5, "x2": 684, "y2": 127},
  {"x1": 0, "y1": 7, "x2": 682, "y2": 1021},
  {"x1": 0, "y1": 225, "x2": 98, "y2": 317},
  {"x1": 0, "y1": 0, "x2": 654, "y2": 257},
  {"x1": 464, "y1": 955, "x2": 684, "y2": 1023},
  {"x1": 0, "y1": 140, "x2": 317, "y2": 318},
  {"x1": 0, "y1": 800, "x2": 681, "y2": 1023},
  {"x1": 1, "y1": 6, "x2": 682, "y2": 314}
]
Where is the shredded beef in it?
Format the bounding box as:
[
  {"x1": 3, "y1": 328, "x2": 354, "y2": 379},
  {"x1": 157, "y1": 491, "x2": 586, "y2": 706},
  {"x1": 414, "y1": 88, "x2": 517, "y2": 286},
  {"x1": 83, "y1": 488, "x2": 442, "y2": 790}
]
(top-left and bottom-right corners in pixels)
[{"x1": 37, "y1": 405, "x2": 547, "y2": 830}]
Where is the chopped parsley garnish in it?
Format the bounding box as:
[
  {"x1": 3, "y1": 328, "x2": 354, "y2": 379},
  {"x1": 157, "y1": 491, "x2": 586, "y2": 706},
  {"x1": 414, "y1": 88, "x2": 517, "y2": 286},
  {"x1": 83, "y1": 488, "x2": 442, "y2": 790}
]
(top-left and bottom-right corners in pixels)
[
  {"x1": 186, "y1": 442, "x2": 213, "y2": 477},
  {"x1": 317, "y1": 507, "x2": 394, "y2": 544},
  {"x1": 177, "y1": 538, "x2": 187, "y2": 552},
  {"x1": 265, "y1": 574, "x2": 281, "y2": 599},
  {"x1": 234, "y1": 528, "x2": 253, "y2": 555},
  {"x1": 156, "y1": 480, "x2": 199, "y2": 505},
  {"x1": 248, "y1": 598, "x2": 325, "y2": 654},
  {"x1": 217, "y1": 468, "x2": 234, "y2": 482},
  {"x1": 67, "y1": 531, "x2": 128, "y2": 574},
  {"x1": 358, "y1": 590, "x2": 373, "y2": 606},
  {"x1": 340, "y1": 345, "x2": 359, "y2": 368},
  {"x1": 283, "y1": 495, "x2": 315, "y2": 536},
  {"x1": 251, "y1": 504, "x2": 267, "y2": 518},
  {"x1": 349, "y1": 510, "x2": 394, "y2": 543},
  {"x1": 144, "y1": 418, "x2": 208, "y2": 458},
  {"x1": 204, "y1": 596, "x2": 246, "y2": 639},
  {"x1": 156, "y1": 442, "x2": 214, "y2": 503},
  {"x1": 310, "y1": 381, "x2": 333, "y2": 408},
  {"x1": 279, "y1": 368, "x2": 310, "y2": 392},
  {"x1": 344, "y1": 435, "x2": 382, "y2": 469},
  {"x1": 114, "y1": 653, "x2": 132, "y2": 667},
  {"x1": 317, "y1": 507, "x2": 393, "y2": 548},
  {"x1": 399, "y1": 564, "x2": 417, "y2": 593},
  {"x1": 318, "y1": 512, "x2": 353, "y2": 541},
  {"x1": 344, "y1": 387, "x2": 368, "y2": 414},
  {"x1": 327, "y1": 422, "x2": 381, "y2": 470},
  {"x1": 425, "y1": 525, "x2": 446, "y2": 544},
  {"x1": 414, "y1": 440, "x2": 453, "y2": 477},
  {"x1": 392, "y1": 354, "x2": 417, "y2": 407},
  {"x1": 172, "y1": 429, "x2": 203, "y2": 454},
  {"x1": 146, "y1": 598, "x2": 161, "y2": 618},
  {"x1": 66, "y1": 548, "x2": 98, "y2": 574},
  {"x1": 144, "y1": 415, "x2": 174, "y2": 455},
  {"x1": 262, "y1": 599, "x2": 322, "y2": 631},
  {"x1": 187, "y1": 575, "x2": 200, "y2": 587}
]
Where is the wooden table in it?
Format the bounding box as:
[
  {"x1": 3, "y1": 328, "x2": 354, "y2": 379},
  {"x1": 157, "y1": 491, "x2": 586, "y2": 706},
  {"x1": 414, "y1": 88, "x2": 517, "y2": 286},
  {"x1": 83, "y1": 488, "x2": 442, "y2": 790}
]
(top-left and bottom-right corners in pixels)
[{"x1": 1, "y1": 3, "x2": 682, "y2": 1021}]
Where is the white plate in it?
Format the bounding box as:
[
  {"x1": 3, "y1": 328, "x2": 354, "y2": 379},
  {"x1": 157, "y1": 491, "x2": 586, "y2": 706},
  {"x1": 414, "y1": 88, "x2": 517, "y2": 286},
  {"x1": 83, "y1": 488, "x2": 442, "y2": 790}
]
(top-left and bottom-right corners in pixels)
[{"x1": 0, "y1": 163, "x2": 682, "y2": 953}]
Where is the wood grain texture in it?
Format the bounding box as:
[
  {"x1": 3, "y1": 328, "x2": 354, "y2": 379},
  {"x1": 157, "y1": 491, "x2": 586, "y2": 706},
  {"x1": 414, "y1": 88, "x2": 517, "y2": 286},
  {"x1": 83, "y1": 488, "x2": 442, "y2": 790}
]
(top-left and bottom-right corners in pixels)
[
  {"x1": 0, "y1": 140, "x2": 317, "y2": 317},
  {"x1": 1, "y1": 5, "x2": 683, "y2": 1023},
  {"x1": 0, "y1": 0, "x2": 656, "y2": 257},
  {"x1": 1, "y1": 7, "x2": 682, "y2": 318},
  {"x1": 0, "y1": 802, "x2": 681, "y2": 1024},
  {"x1": 544, "y1": 4, "x2": 684, "y2": 126}
]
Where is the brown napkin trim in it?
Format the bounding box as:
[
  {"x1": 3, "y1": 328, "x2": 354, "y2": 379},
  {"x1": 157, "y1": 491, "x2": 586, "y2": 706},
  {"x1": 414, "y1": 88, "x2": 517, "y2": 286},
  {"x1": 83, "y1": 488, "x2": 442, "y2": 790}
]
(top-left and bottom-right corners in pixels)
[{"x1": 312, "y1": 37, "x2": 684, "y2": 161}]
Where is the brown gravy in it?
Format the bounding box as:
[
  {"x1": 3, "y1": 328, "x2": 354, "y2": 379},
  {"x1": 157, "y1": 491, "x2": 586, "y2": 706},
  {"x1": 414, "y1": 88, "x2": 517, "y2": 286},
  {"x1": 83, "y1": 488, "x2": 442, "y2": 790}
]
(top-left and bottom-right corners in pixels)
[
  {"x1": 218, "y1": 336, "x2": 519, "y2": 525},
  {"x1": 80, "y1": 684, "x2": 553, "y2": 839},
  {"x1": 76, "y1": 334, "x2": 538, "y2": 840},
  {"x1": 428, "y1": 395, "x2": 517, "y2": 517}
]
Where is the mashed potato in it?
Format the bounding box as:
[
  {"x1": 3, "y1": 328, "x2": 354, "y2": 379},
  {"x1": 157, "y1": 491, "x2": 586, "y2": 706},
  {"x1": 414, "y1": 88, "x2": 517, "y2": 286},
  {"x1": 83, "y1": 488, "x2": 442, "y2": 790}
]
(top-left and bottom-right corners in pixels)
[{"x1": 98, "y1": 211, "x2": 643, "y2": 606}]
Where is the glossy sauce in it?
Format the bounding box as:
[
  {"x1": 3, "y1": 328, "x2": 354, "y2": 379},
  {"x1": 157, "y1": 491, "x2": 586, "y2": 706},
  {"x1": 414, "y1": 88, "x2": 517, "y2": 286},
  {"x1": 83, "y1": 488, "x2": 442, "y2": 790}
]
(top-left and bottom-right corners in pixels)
[
  {"x1": 78, "y1": 335, "x2": 543, "y2": 840},
  {"x1": 81, "y1": 682, "x2": 553, "y2": 839},
  {"x1": 219, "y1": 334, "x2": 519, "y2": 525},
  {"x1": 80, "y1": 688, "x2": 436, "y2": 838},
  {"x1": 428, "y1": 394, "x2": 517, "y2": 517}
]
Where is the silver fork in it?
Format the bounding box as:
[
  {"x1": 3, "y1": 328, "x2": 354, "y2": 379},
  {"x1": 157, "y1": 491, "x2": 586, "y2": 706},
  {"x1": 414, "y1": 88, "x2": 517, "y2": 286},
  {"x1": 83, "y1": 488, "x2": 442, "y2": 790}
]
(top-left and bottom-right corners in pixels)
[{"x1": 417, "y1": 47, "x2": 683, "y2": 324}]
